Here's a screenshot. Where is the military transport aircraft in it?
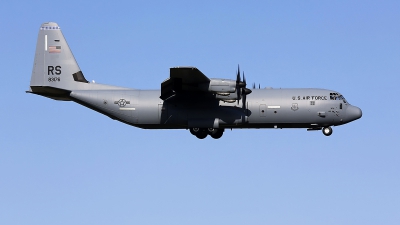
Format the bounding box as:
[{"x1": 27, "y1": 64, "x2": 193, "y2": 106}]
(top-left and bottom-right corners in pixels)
[{"x1": 28, "y1": 22, "x2": 362, "y2": 139}]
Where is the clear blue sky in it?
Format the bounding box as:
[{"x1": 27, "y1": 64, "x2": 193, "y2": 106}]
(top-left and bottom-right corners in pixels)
[{"x1": 1, "y1": 1, "x2": 399, "y2": 224}]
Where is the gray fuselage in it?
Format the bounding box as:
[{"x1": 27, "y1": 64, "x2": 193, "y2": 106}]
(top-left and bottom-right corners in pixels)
[{"x1": 70, "y1": 86, "x2": 361, "y2": 130}]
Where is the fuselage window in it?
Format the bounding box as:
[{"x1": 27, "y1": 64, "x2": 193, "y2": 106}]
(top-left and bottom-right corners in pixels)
[{"x1": 330, "y1": 93, "x2": 339, "y2": 100}]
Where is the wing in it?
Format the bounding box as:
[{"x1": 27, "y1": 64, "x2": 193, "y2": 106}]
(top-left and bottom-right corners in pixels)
[{"x1": 160, "y1": 67, "x2": 211, "y2": 100}]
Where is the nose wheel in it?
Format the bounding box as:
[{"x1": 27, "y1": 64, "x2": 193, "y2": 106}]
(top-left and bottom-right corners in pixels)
[{"x1": 322, "y1": 126, "x2": 333, "y2": 136}]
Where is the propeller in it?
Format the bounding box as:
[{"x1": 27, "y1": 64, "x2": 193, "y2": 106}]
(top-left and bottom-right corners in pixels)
[
  {"x1": 236, "y1": 65, "x2": 245, "y2": 104},
  {"x1": 240, "y1": 71, "x2": 252, "y2": 109},
  {"x1": 236, "y1": 66, "x2": 240, "y2": 104},
  {"x1": 235, "y1": 65, "x2": 252, "y2": 109},
  {"x1": 242, "y1": 72, "x2": 247, "y2": 109},
  {"x1": 252, "y1": 83, "x2": 261, "y2": 89}
]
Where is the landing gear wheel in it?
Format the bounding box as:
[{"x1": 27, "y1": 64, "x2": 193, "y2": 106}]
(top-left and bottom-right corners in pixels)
[
  {"x1": 322, "y1": 126, "x2": 333, "y2": 136},
  {"x1": 195, "y1": 132, "x2": 208, "y2": 139},
  {"x1": 190, "y1": 128, "x2": 200, "y2": 136},
  {"x1": 209, "y1": 128, "x2": 224, "y2": 139},
  {"x1": 190, "y1": 128, "x2": 208, "y2": 139},
  {"x1": 207, "y1": 128, "x2": 217, "y2": 135}
]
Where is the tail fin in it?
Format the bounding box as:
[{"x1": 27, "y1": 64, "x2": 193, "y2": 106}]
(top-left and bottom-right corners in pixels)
[{"x1": 29, "y1": 22, "x2": 89, "y2": 100}]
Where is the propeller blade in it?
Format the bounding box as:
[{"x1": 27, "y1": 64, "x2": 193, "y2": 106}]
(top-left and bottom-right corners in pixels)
[
  {"x1": 253, "y1": 83, "x2": 255, "y2": 89},
  {"x1": 259, "y1": 84, "x2": 260, "y2": 89},
  {"x1": 242, "y1": 71, "x2": 246, "y2": 86},
  {"x1": 236, "y1": 65, "x2": 241, "y2": 104},
  {"x1": 241, "y1": 87, "x2": 252, "y2": 109},
  {"x1": 242, "y1": 92, "x2": 246, "y2": 109},
  {"x1": 236, "y1": 65, "x2": 245, "y2": 87},
  {"x1": 236, "y1": 65, "x2": 240, "y2": 84}
]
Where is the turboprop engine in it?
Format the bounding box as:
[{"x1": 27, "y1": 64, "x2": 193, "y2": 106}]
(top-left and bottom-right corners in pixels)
[
  {"x1": 198, "y1": 78, "x2": 237, "y2": 101},
  {"x1": 207, "y1": 67, "x2": 252, "y2": 105}
]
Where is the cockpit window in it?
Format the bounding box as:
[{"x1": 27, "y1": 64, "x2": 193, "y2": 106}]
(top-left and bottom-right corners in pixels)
[
  {"x1": 330, "y1": 93, "x2": 347, "y2": 103},
  {"x1": 338, "y1": 95, "x2": 346, "y2": 103}
]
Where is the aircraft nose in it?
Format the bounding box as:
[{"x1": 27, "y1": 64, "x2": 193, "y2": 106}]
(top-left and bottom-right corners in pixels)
[{"x1": 346, "y1": 105, "x2": 362, "y2": 122}]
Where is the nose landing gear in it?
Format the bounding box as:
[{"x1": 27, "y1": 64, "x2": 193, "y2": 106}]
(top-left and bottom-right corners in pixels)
[{"x1": 322, "y1": 126, "x2": 333, "y2": 136}]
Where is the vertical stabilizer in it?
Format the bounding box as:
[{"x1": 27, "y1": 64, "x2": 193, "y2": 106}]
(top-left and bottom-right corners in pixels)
[{"x1": 30, "y1": 22, "x2": 88, "y2": 100}]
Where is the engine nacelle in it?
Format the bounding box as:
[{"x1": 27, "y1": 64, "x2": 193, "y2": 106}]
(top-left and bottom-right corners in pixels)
[
  {"x1": 215, "y1": 92, "x2": 240, "y2": 102},
  {"x1": 200, "y1": 78, "x2": 236, "y2": 93},
  {"x1": 197, "y1": 78, "x2": 249, "y2": 102}
]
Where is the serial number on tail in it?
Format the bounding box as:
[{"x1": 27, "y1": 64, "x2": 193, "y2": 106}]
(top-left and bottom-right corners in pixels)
[{"x1": 48, "y1": 77, "x2": 61, "y2": 82}]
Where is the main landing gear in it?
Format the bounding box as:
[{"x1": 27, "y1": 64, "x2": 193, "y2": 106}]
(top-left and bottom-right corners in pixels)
[
  {"x1": 189, "y1": 128, "x2": 225, "y2": 139},
  {"x1": 322, "y1": 126, "x2": 333, "y2": 136}
]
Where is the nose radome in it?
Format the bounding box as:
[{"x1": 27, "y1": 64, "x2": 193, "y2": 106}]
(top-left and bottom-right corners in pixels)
[{"x1": 346, "y1": 105, "x2": 362, "y2": 122}]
